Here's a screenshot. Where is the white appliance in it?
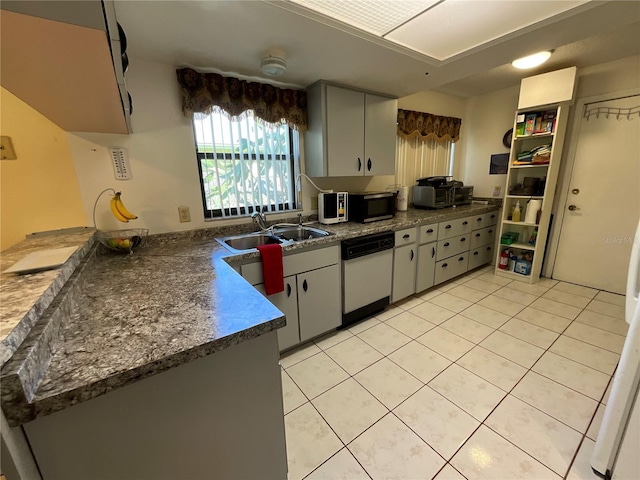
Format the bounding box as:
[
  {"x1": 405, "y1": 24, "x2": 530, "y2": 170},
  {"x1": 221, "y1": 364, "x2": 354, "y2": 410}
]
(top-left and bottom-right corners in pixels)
[
  {"x1": 592, "y1": 218, "x2": 640, "y2": 479},
  {"x1": 318, "y1": 192, "x2": 348, "y2": 224}
]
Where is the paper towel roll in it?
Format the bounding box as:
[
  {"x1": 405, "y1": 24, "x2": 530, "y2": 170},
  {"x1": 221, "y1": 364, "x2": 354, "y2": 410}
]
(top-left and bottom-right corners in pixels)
[
  {"x1": 525, "y1": 199, "x2": 541, "y2": 223},
  {"x1": 397, "y1": 186, "x2": 409, "y2": 211}
]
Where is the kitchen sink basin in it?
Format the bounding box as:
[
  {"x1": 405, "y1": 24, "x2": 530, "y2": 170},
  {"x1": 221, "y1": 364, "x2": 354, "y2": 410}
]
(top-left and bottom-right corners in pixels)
[
  {"x1": 221, "y1": 233, "x2": 283, "y2": 252},
  {"x1": 272, "y1": 226, "x2": 331, "y2": 241},
  {"x1": 219, "y1": 226, "x2": 331, "y2": 252}
]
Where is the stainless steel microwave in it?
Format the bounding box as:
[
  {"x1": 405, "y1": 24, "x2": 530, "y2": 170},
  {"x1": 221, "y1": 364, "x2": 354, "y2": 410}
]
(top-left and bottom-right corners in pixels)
[{"x1": 348, "y1": 192, "x2": 396, "y2": 223}]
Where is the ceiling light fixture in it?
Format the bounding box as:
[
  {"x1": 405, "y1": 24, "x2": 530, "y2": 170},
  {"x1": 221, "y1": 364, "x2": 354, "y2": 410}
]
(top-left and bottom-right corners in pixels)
[
  {"x1": 512, "y1": 51, "x2": 552, "y2": 70},
  {"x1": 261, "y1": 50, "x2": 287, "y2": 76}
]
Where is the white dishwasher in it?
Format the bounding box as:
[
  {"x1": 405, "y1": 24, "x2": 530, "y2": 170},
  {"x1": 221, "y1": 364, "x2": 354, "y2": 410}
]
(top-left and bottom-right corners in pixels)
[{"x1": 341, "y1": 232, "x2": 394, "y2": 327}]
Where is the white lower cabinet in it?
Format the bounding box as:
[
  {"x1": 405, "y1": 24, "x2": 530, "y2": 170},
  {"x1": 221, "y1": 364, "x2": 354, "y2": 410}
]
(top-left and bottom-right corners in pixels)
[
  {"x1": 416, "y1": 242, "x2": 437, "y2": 292},
  {"x1": 435, "y1": 253, "x2": 469, "y2": 285},
  {"x1": 254, "y1": 278, "x2": 299, "y2": 351},
  {"x1": 469, "y1": 245, "x2": 494, "y2": 270},
  {"x1": 298, "y1": 264, "x2": 341, "y2": 341},
  {"x1": 392, "y1": 243, "x2": 417, "y2": 303}
]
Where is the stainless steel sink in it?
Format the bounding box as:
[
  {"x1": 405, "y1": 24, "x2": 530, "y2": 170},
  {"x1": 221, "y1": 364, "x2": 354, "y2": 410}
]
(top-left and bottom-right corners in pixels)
[
  {"x1": 272, "y1": 226, "x2": 331, "y2": 241},
  {"x1": 221, "y1": 233, "x2": 283, "y2": 252}
]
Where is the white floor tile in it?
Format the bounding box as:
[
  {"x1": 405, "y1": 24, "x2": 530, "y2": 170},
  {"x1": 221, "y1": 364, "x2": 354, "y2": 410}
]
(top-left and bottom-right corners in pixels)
[
  {"x1": 417, "y1": 327, "x2": 475, "y2": 361},
  {"x1": 375, "y1": 305, "x2": 403, "y2": 322},
  {"x1": 354, "y1": 358, "x2": 422, "y2": 409},
  {"x1": 441, "y1": 315, "x2": 494, "y2": 343},
  {"x1": 564, "y1": 322, "x2": 626, "y2": 354},
  {"x1": 314, "y1": 329, "x2": 354, "y2": 350},
  {"x1": 451, "y1": 425, "x2": 560, "y2": 480},
  {"x1": 428, "y1": 364, "x2": 506, "y2": 421},
  {"x1": 408, "y1": 301, "x2": 456, "y2": 325},
  {"x1": 457, "y1": 346, "x2": 527, "y2": 391},
  {"x1": 486, "y1": 395, "x2": 582, "y2": 476},
  {"x1": 388, "y1": 341, "x2": 451, "y2": 383},
  {"x1": 395, "y1": 296, "x2": 424, "y2": 311},
  {"x1": 348, "y1": 413, "x2": 445, "y2": 480},
  {"x1": 418, "y1": 289, "x2": 443, "y2": 302},
  {"x1": 594, "y1": 290, "x2": 625, "y2": 307},
  {"x1": 430, "y1": 292, "x2": 474, "y2": 314},
  {"x1": 281, "y1": 342, "x2": 322, "y2": 369},
  {"x1": 574, "y1": 309, "x2": 629, "y2": 336},
  {"x1": 447, "y1": 284, "x2": 489, "y2": 303},
  {"x1": 433, "y1": 464, "x2": 467, "y2": 480},
  {"x1": 530, "y1": 297, "x2": 582, "y2": 320},
  {"x1": 282, "y1": 370, "x2": 307, "y2": 414},
  {"x1": 394, "y1": 386, "x2": 479, "y2": 460},
  {"x1": 475, "y1": 272, "x2": 513, "y2": 286},
  {"x1": 348, "y1": 316, "x2": 381, "y2": 335},
  {"x1": 462, "y1": 277, "x2": 503, "y2": 294},
  {"x1": 436, "y1": 282, "x2": 458, "y2": 292},
  {"x1": 552, "y1": 281, "x2": 598, "y2": 299},
  {"x1": 533, "y1": 351, "x2": 611, "y2": 401},
  {"x1": 305, "y1": 448, "x2": 370, "y2": 480},
  {"x1": 586, "y1": 403, "x2": 606, "y2": 441},
  {"x1": 515, "y1": 306, "x2": 573, "y2": 333},
  {"x1": 480, "y1": 330, "x2": 545, "y2": 369},
  {"x1": 493, "y1": 286, "x2": 538, "y2": 306},
  {"x1": 325, "y1": 336, "x2": 384, "y2": 376},
  {"x1": 287, "y1": 352, "x2": 349, "y2": 399},
  {"x1": 536, "y1": 277, "x2": 559, "y2": 288},
  {"x1": 585, "y1": 299, "x2": 625, "y2": 320},
  {"x1": 511, "y1": 372, "x2": 598, "y2": 433},
  {"x1": 312, "y1": 378, "x2": 387, "y2": 444},
  {"x1": 459, "y1": 304, "x2": 511, "y2": 329},
  {"x1": 284, "y1": 403, "x2": 343, "y2": 480},
  {"x1": 508, "y1": 280, "x2": 551, "y2": 297},
  {"x1": 543, "y1": 288, "x2": 592, "y2": 309},
  {"x1": 478, "y1": 295, "x2": 525, "y2": 316},
  {"x1": 357, "y1": 322, "x2": 411, "y2": 355},
  {"x1": 549, "y1": 335, "x2": 620, "y2": 376},
  {"x1": 566, "y1": 438, "x2": 600, "y2": 480},
  {"x1": 499, "y1": 318, "x2": 559, "y2": 349},
  {"x1": 384, "y1": 310, "x2": 436, "y2": 339}
]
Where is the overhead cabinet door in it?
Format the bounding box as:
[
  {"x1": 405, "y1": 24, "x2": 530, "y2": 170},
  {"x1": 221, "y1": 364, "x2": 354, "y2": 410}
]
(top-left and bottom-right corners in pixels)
[
  {"x1": 326, "y1": 85, "x2": 365, "y2": 176},
  {"x1": 364, "y1": 94, "x2": 397, "y2": 176}
]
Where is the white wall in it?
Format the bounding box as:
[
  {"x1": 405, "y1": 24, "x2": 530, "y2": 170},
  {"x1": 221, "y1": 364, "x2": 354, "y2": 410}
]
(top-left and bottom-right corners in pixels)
[{"x1": 458, "y1": 86, "x2": 519, "y2": 197}]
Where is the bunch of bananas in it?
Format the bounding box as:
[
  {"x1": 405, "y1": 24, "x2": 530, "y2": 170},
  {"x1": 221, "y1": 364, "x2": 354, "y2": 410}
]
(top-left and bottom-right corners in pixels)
[{"x1": 110, "y1": 192, "x2": 138, "y2": 223}]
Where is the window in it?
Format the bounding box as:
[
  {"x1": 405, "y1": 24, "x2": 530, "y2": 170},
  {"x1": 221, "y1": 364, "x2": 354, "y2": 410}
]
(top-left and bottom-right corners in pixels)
[
  {"x1": 193, "y1": 111, "x2": 300, "y2": 219},
  {"x1": 395, "y1": 136, "x2": 456, "y2": 185}
]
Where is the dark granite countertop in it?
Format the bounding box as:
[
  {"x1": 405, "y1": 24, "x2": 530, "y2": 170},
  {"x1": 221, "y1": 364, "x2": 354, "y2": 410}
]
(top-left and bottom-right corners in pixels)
[{"x1": 1, "y1": 204, "x2": 499, "y2": 426}]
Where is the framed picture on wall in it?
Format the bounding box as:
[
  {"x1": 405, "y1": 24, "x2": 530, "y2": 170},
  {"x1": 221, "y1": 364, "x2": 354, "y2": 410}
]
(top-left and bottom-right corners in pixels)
[{"x1": 490, "y1": 153, "x2": 509, "y2": 175}]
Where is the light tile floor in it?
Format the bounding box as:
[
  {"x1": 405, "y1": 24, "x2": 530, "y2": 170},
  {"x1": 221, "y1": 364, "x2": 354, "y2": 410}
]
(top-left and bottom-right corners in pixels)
[{"x1": 280, "y1": 265, "x2": 628, "y2": 480}]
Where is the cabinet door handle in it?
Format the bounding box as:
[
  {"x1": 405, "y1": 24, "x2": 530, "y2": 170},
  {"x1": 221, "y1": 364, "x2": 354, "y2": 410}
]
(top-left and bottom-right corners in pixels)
[
  {"x1": 427, "y1": 228, "x2": 434, "y2": 233},
  {"x1": 367, "y1": 158, "x2": 372, "y2": 171},
  {"x1": 489, "y1": 229, "x2": 493, "y2": 234},
  {"x1": 477, "y1": 217, "x2": 482, "y2": 222},
  {"x1": 487, "y1": 246, "x2": 492, "y2": 251},
  {"x1": 475, "y1": 233, "x2": 481, "y2": 237},
  {"x1": 462, "y1": 221, "x2": 468, "y2": 226},
  {"x1": 287, "y1": 283, "x2": 292, "y2": 297},
  {"x1": 444, "y1": 242, "x2": 450, "y2": 247},
  {"x1": 403, "y1": 234, "x2": 410, "y2": 240},
  {"x1": 442, "y1": 263, "x2": 448, "y2": 268},
  {"x1": 458, "y1": 256, "x2": 464, "y2": 262},
  {"x1": 474, "y1": 251, "x2": 479, "y2": 256},
  {"x1": 431, "y1": 247, "x2": 435, "y2": 258},
  {"x1": 358, "y1": 158, "x2": 362, "y2": 171},
  {"x1": 460, "y1": 237, "x2": 466, "y2": 242},
  {"x1": 302, "y1": 279, "x2": 308, "y2": 292},
  {"x1": 410, "y1": 249, "x2": 414, "y2": 261},
  {"x1": 445, "y1": 224, "x2": 452, "y2": 229}
]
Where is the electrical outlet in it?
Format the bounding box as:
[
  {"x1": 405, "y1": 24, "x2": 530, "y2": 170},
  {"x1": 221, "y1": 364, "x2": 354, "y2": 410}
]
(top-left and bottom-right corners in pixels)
[{"x1": 178, "y1": 206, "x2": 191, "y2": 223}]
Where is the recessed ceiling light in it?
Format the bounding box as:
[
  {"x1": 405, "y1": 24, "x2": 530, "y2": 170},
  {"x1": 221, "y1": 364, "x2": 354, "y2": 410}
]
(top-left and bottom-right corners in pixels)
[{"x1": 512, "y1": 51, "x2": 552, "y2": 70}]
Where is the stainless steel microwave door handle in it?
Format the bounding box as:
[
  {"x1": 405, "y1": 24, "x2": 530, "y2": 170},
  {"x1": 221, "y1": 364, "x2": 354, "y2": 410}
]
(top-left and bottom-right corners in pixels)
[
  {"x1": 367, "y1": 158, "x2": 372, "y2": 171},
  {"x1": 358, "y1": 158, "x2": 362, "y2": 171}
]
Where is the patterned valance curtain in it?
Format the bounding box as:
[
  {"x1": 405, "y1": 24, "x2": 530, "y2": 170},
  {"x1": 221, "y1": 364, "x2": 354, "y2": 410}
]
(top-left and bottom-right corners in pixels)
[
  {"x1": 397, "y1": 109, "x2": 462, "y2": 143},
  {"x1": 176, "y1": 67, "x2": 308, "y2": 131}
]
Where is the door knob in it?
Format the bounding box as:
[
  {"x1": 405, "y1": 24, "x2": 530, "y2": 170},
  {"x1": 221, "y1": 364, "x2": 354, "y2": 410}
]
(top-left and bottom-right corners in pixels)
[{"x1": 568, "y1": 205, "x2": 579, "y2": 211}]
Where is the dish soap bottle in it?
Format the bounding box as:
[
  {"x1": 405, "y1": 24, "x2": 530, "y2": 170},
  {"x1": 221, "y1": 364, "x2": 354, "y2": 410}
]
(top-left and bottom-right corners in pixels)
[{"x1": 512, "y1": 201, "x2": 521, "y2": 222}]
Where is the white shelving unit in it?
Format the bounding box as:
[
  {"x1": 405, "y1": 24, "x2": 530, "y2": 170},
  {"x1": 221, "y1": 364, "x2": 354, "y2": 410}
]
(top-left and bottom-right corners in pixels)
[{"x1": 495, "y1": 104, "x2": 571, "y2": 283}]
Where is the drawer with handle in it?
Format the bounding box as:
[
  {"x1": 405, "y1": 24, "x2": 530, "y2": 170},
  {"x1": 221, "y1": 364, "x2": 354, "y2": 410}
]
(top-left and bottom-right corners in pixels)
[
  {"x1": 470, "y1": 226, "x2": 496, "y2": 249},
  {"x1": 437, "y1": 216, "x2": 472, "y2": 240},
  {"x1": 418, "y1": 223, "x2": 438, "y2": 245},
  {"x1": 435, "y1": 253, "x2": 469, "y2": 285},
  {"x1": 468, "y1": 245, "x2": 494, "y2": 270},
  {"x1": 485, "y1": 211, "x2": 499, "y2": 226},
  {"x1": 395, "y1": 227, "x2": 417, "y2": 246},
  {"x1": 472, "y1": 213, "x2": 486, "y2": 230},
  {"x1": 436, "y1": 234, "x2": 469, "y2": 261}
]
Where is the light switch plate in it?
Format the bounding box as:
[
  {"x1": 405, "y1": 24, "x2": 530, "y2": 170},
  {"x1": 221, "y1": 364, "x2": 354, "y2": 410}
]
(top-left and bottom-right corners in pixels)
[{"x1": 1, "y1": 136, "x2": 17, "y2": 160}]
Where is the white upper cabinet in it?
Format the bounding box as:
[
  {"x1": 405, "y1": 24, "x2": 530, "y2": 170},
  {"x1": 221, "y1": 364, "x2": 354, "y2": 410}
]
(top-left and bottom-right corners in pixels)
[{"x1": 305, "y1": 82, "x2": 397, "y2": 177}]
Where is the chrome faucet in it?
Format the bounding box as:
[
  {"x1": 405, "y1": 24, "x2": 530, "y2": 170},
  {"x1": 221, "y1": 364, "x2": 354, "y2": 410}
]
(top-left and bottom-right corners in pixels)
[{"x1": 251, "y1": 211, "x2": 268, "y2": 231}]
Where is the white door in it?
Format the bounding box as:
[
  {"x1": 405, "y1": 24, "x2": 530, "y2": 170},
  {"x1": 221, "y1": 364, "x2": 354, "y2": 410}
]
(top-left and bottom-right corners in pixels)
[{"x1": 553, "y1": 95, "x2": 640, "y2": 294}]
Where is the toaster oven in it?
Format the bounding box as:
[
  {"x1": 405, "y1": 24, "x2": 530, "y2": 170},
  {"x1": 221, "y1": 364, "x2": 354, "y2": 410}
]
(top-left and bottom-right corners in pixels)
[{"x1": 413, "y1": 177, "x2": 454, "y2": 209}]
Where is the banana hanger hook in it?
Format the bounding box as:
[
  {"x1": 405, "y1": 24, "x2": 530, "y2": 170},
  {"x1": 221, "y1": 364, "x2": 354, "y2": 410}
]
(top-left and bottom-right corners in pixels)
[{"x1": 92, "y1": 188, "x2": 117, "y2": 229}]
